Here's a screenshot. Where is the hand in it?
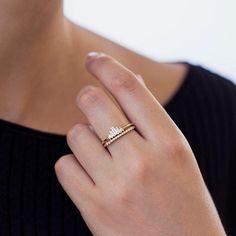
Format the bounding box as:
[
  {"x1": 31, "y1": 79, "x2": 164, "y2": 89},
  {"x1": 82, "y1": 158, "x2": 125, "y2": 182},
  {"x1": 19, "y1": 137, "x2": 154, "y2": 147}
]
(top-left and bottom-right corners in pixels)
[{"x1": 54, "y1": 52, "x2": 226, "y2": 236}]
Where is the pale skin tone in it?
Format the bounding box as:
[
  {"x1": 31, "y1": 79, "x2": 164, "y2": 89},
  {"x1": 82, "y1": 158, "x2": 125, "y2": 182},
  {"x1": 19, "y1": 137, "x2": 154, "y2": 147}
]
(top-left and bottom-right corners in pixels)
[
  {"x1": 0, "y1": 0, "x2": 187, "y2": 131},
  {"x1": 0, "y1": 1, "x2": 226, "y2": 235},
  {"x1": 55, "y1": 53, "x2": 226, "y2": 236}
]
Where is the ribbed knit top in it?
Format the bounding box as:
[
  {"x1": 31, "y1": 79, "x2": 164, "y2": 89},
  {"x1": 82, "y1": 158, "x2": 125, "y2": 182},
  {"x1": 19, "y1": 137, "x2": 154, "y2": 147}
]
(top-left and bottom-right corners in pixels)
[{"x1": 0, "y1": 63, "x2": 235, "y2": 236}]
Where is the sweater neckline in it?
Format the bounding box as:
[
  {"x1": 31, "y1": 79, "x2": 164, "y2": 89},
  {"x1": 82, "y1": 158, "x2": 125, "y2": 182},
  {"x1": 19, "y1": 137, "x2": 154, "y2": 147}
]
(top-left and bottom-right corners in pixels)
[{"x1": 0, "y1": 62, "x2": 193, "y2": 141}]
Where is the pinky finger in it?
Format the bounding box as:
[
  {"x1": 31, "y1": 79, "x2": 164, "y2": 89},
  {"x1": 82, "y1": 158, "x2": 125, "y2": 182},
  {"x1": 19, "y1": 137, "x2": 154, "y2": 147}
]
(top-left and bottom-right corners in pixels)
[{"x1": 54, "y1": 154, "x2": 96, "y2": 209}]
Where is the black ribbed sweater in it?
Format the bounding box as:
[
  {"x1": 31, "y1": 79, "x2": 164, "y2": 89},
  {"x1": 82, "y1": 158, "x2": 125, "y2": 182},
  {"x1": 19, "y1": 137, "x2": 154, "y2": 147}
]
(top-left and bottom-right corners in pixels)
[{"x1": 0, "y1": 63, "x2": 235, "y2": 236}]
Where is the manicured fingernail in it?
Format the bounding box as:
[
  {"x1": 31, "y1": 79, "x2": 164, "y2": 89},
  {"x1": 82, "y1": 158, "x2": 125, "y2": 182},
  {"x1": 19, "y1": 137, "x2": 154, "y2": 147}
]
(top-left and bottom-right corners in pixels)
[
  {"x1": 88, "y1": 51, "x2": 100, "y2": 57},
  {"x1": 86, "y1": 51, "x2": 102, "y2": 64}
]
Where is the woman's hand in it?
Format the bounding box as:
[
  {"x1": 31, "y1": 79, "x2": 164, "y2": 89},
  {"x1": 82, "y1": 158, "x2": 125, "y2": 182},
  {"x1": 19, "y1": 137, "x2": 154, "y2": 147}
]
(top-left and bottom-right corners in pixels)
[{"x1": 54, "y1": 52, "x2": 226, "y2": 236}]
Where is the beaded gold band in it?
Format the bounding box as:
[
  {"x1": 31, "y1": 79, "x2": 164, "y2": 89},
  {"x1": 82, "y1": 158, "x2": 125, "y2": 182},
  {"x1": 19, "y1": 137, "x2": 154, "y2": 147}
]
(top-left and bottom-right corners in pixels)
[{"x1": 102, "y1": 122, "x2": 135, "y2": 148}]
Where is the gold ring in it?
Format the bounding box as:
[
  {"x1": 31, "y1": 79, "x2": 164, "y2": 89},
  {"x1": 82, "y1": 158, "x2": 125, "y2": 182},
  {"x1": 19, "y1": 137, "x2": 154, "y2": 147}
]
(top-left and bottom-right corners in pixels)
[{"x1": 102, "y1": 122, "x2": 135, "y2": 148}]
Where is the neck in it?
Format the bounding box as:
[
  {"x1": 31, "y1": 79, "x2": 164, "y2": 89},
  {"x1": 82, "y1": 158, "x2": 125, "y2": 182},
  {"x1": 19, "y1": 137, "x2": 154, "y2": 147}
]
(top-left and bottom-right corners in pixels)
[{"x1": 0, "y1": 1, "x2": 76, "y2": 88}]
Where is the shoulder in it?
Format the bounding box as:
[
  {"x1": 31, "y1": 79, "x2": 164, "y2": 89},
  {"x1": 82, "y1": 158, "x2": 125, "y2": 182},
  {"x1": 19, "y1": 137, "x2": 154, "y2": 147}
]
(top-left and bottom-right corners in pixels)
[
  {"x1": 187, "y1": 63, "x2": 236, "y2": 92},
  {"x1": 185, "y1": 63, "x2": 236, "y2": 115},
  {"x1": 163, "y1": 63, "x2": 236, "y2": 159},
  {"x1": 173, "y1": 63, "x2": 236, "y2": 131},
  {"x1": 190, "y1": 64, "x2": 236, "y2": 159}
]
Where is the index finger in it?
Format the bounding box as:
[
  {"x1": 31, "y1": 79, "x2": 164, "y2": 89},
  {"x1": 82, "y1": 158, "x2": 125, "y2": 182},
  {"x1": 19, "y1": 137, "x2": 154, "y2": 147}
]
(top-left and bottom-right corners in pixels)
[{"x1": 83, "y1": 52, "x2": 179, "y2": 143}]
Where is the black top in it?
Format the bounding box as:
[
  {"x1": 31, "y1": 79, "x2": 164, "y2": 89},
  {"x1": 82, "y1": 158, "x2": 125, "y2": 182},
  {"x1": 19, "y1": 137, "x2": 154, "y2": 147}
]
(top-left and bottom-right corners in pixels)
[{"x1": 0, "y1": 63, "x2": 235, "y2": 236}]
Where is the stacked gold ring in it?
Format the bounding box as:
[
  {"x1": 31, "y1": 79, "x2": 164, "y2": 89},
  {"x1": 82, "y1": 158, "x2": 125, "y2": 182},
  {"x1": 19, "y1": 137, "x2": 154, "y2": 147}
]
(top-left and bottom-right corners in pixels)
[{"x1": 102, "y1": 122, "x2": 135, "y2": 148}]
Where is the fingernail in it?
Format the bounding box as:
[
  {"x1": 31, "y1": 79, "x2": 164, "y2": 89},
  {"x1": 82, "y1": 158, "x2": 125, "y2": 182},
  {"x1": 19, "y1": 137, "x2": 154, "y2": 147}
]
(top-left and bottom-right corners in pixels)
[
  {"x1": 88, "y1": 51, "x2": 100, "y2": 57},
  {"x1": 86, "y1": 51, "x2": 102, "y2": 64}
]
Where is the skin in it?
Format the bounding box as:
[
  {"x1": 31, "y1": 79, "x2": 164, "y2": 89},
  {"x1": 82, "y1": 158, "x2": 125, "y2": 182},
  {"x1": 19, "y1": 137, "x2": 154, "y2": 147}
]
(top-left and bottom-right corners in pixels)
[
  {"x1": 55, "y1": 52, "x2": 226, "y2": 235},
  {"x1": 0, "y1": 0, "x2": 226, "y2": 235},
  {"x1": 0, "y1": 0, "x2": 187, "y2": 134}
]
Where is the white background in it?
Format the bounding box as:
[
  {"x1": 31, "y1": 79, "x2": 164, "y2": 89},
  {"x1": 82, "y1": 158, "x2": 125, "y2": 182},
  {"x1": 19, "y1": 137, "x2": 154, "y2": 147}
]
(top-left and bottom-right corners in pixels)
[{"x1": 64, "y1": 0, "x2": 236, "y2": 83}]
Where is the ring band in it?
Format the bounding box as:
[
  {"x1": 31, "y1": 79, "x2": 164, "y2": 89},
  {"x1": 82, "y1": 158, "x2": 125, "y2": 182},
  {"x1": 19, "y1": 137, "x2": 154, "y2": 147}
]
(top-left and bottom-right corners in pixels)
[{"x1": 102, "y1": 122, "x2": 135, "y2": 148}]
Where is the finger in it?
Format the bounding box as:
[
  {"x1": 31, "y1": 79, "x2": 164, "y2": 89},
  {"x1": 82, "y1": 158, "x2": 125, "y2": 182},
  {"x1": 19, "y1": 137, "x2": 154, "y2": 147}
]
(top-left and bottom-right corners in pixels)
[
  {"x1": 84, "y1": 52, "x2": 178, "y2": 143},
  {"x1": 54, "y1": 154, "x2": 96, "y2": 208},
  {"x1": 66, "y1": 123, "x2": 113, "y2": 185},
  {"x1": 76, "y1": 84, "x2": 143, "y2": 158}
]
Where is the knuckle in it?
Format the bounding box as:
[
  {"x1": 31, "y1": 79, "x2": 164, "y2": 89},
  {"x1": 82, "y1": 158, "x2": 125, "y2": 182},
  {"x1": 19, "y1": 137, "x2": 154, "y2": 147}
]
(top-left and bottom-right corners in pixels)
[
  {"x1": 110, "y1": 74, "x2": 138, "y2": 93},
  {"x1": 67, "y1": 124, "x2": 87, "y2": 142},
  {"x1": 54, "y1": 159, "x2": 63, "y2": 175},
  {"x1": 77, "y1": 86, "x2": 103, "y2": 108},
  {"x1": 164, "y1": 137, "x2": 188, "y2": 159},
  {"x1": 54, "y1": 154, "x2": 72, "y2": 176},
  {"x1": 113, "y1": 182, "x2": 133, "y2": 204},
  {"x1": 130, "y1": 157, "x2": 151, "y2": 181}
]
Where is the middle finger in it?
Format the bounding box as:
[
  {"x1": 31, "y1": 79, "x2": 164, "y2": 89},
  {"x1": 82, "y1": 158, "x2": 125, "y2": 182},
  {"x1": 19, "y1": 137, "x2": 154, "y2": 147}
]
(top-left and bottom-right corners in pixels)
[{"x1": 76, "y1": 85, "x2": 143, "y2": 158}]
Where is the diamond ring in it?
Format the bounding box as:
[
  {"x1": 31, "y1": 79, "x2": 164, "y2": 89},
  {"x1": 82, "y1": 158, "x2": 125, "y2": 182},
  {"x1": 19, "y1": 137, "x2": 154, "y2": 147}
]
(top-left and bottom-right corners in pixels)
[{"x1": 101, "y1": 123, "x2": 135, "y2": 148}]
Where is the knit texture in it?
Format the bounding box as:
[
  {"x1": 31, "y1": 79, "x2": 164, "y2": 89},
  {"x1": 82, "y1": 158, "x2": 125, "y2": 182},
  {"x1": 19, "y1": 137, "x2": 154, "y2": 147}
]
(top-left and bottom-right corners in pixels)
[{"x1": 0, "y1": 63, "x2": 235, "y2": 235}]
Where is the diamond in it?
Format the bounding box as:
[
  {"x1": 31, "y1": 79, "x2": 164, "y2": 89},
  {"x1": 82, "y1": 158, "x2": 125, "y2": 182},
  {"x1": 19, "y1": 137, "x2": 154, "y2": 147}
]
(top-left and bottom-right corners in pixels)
[{"x1": 108, "y1": 126, "x2": 124, "y2": 139}]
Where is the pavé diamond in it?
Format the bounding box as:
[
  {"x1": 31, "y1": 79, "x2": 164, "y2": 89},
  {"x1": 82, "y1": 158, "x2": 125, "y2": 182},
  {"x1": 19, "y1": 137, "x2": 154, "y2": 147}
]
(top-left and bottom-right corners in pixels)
[{"x1": 108, "y1": 126, "x2": 124, "y2": 139}]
